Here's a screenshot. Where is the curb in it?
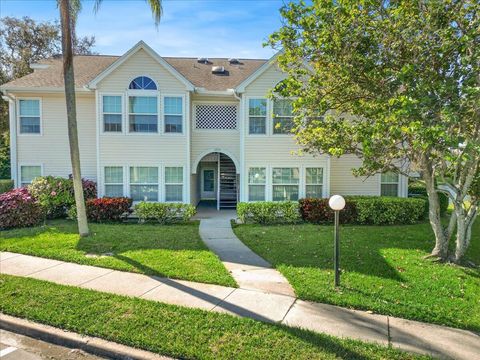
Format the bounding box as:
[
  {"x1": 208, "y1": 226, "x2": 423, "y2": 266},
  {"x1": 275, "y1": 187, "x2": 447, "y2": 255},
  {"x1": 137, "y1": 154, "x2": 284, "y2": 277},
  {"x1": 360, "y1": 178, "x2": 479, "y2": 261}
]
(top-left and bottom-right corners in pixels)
[{"x1": 0, "y1": 313, "x2": 172, "y2": 360}]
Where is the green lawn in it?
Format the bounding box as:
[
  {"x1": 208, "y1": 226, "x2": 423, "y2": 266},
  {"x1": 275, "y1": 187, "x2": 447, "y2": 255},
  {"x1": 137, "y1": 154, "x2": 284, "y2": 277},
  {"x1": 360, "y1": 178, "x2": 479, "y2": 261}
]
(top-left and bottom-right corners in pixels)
[
  {"x1": 233, "y1": 221, "x2": 480, "y2": 332},
  {"x1": 0, "y1": 220, "x2": 235, "y2": 287},
  {"x1": 0, "y1": 275, "x2": 429, "y2": 360}
]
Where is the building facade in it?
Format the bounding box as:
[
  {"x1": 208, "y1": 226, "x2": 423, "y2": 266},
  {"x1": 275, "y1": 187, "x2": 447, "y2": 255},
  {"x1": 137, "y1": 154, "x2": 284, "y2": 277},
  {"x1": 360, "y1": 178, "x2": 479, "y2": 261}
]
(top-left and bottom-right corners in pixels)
[{"x1": 1, "y1": 41, "x2": 408, "y2": 209}]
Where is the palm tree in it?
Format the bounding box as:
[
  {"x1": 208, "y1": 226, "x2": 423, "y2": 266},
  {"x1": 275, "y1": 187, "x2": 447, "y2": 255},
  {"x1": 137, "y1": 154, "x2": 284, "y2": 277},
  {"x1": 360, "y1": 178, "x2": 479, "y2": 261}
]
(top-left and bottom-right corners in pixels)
[{"x1": 58, "y1": 0, "x2": 162, "y2": 236}]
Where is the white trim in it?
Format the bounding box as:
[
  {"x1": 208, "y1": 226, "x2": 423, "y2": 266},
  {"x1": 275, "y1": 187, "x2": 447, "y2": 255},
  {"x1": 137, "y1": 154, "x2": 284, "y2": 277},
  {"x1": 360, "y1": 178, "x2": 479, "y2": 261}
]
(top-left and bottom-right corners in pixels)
[
  {"x1": 127, "y1": 75, "x2": 158, "y2": 91},
  {"x1": 7, "y1": 97, "x2": 17, "y2": 186},
  {"x1": 18, "y1": 163, "x2": 43, "y2": 187},
  {"x1": 246, "y1": 96, "x2": 268, "y2": 136},
  {"x1": 247, "y1": 166, "x2": 267, "y2": 201},
  {"x1": 128, "y1": 165, "x2": 161, "y2": 202},
  {"x1": 99, "y1": 92, "x2": 125, "y2": 135},
  {"x1": 192, "y1": 149, "x2": 240, "y2": 175},
  {"x1": 161, "y1": 93, "x2": 186, "y2": 135},
  {"x1": 164, "y1": 165, "x2": 185, "y2": 202},
  {"x1": 304, "y1": 167, "x2": 327, "y2": 198},
  {"x1": 185, "y1": 91, "x2": 191, "y2": 203},
  {"x1": 103, "y1": 165, "x2": 125, "y2": 197},
  {"x1": 271, "y1": 166, "x2": 300, "y2": 202},
  {"x1": 126, "y1": 93, "x2": 159, "y2": 134},
  {"x1": 235, "y1": 51, "x2": 282, "y2": 93},
  {"x1": 95, "y1": 90, "x2": 100, "y2": 194},
  {"x1": 16, "y1": 97, "x2": 42, "y2": 136},
  {"x1": 379, "y1": 172, "x2": 401, "y2": 197},
  {"x1": 87, "y1": 41, "x2": 195, "y2": 91},
  {"x1": 0, "y1": 86, "x2": 90, "y2": 93}
]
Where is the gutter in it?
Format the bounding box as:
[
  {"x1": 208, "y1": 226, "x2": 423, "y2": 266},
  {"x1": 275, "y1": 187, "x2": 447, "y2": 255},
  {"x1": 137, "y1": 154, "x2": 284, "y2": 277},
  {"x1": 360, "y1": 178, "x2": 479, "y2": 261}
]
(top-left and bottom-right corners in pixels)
[{"x1": 194, "y1": 87, "x2": 237, "y2": 97}]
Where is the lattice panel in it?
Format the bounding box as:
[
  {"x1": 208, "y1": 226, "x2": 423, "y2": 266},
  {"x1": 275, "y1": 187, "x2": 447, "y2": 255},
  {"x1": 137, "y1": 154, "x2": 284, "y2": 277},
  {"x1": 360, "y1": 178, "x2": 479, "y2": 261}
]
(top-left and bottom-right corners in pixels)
[{"x1": 195, "y1": 104, "x2": 237, "y2": 129}]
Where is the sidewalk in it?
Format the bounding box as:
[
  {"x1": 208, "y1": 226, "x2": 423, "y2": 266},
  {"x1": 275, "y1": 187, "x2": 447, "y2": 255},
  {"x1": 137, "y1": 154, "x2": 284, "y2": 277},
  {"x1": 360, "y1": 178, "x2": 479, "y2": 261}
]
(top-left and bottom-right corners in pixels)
[{"x1": 1, "y1": 251, "x2": 479, "y2": 359}]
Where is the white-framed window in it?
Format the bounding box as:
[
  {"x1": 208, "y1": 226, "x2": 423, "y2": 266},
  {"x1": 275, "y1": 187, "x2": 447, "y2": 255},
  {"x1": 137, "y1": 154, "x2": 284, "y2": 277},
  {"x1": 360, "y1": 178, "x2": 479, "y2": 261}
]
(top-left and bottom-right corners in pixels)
[
  {"x1": 129, "y1": 166, "x2": 158, "y2": 201},
  {"x1": 165, "y1": 167, "x2": 183, "y2": 202},
  {"x1": 248, "y1": 167, "x2": 266, "y2": 201},
  {"x1": 381, "y1": 172, "x2": 399, "y2": 197},
  {"x1": 273, "y1": 99, "x2": 294, "y2": 135},
  {"x1": 20, "y1": 165, "x2": 42, "y2": 187},
  {"x1": 164, "y1": 97, "x2": 183, "y2": 133},
  {"x1": 104, "y1": 166, "x2": 124, "y2": 197},
  {"x1": 18, "y1": 99, "x2": 41, "y2": 134},
  {"x1": 128, "y1": 96, "x2": 158, "y2": 133},
  {"x1": 102, "y1": 96, "x2": 122, "y2": 132},
  {"x1": 305, "y1": 168, "x2": 324, "y2": 198},
  {"x1": 248, "y1": 99, "x2": 267, "y2": 135},
  {"x1": 272, "y1": 167, "x2": 299, "y2": 201}
]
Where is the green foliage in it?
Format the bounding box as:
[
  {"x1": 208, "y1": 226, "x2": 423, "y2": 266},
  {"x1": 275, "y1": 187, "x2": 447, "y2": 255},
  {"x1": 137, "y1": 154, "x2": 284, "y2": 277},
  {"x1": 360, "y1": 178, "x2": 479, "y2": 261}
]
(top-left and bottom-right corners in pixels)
[
  {"x1": 408, "y1": 182, "x2": 449, "y2": 216},
  {"x1": 237, "y1": 201, "x2": 301, "y2": 225},
  {"x1": 0, "y1": 132, "x2": 9, "y2": 178},
  {"x1": 134, "y1": 202, "x2": 196, "y2": 224},
  {"x1": 352, "y1": 197, "x2": 426, "y2": 225},
  {"x1": 0, "y1": 179, "x2": 13, "y2": 194}
]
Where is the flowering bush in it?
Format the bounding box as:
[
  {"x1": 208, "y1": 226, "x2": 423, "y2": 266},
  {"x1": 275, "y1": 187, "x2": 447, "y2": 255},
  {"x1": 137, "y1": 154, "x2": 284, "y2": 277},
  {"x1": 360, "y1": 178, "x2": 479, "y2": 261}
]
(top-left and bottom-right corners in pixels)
[
  {"x1": 0, "y1": 187, "x2": 43, "y2": 229},
  {"x1": 68, "y1": 197, "x2": 132, "y2": 222},
  {"x1": 134, "y1": 202, "x2": 196, "y2": 224},
  {"x1": 299, "y1": 198, "x2": 357, "y2": 224},
  {"x1": 28, "y1": 176, "x2": 97, "y2": 218}
]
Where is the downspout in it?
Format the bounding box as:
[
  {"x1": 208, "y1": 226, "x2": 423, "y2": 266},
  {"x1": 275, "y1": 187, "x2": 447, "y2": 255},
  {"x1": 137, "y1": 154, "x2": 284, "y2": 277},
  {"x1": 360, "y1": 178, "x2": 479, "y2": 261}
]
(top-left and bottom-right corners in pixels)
[
  {"x1": 2, "y1": 92, "x2": 17, "y2": 187},
  {"x1": 231, "y1": 89, "x2": 243, "y2": 204}
]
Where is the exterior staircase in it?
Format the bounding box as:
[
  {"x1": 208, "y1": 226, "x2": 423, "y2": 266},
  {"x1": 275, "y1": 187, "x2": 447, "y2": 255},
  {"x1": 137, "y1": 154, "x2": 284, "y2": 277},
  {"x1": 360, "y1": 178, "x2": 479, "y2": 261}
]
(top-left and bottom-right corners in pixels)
[{"x1": 218, "y1": 153, "x2": 237, "y2": 209}]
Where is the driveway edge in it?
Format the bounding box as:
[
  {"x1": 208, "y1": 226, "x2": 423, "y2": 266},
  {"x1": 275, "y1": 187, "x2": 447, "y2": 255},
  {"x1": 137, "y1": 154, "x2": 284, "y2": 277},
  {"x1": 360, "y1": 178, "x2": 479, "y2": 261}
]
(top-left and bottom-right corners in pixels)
[{"x1": 0, "y1": 313, "x2": 172, "y2": 360}]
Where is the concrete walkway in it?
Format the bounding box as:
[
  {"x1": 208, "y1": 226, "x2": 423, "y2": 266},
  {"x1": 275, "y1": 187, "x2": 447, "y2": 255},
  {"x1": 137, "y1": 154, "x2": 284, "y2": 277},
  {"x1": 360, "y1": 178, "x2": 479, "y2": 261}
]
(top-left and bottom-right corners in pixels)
[
  {"x1": 1, "y1": 251, "x2": 479, "y2": 360},
  {"x1": 195, "y1": 207, "x2": 295, "y2": 296}
]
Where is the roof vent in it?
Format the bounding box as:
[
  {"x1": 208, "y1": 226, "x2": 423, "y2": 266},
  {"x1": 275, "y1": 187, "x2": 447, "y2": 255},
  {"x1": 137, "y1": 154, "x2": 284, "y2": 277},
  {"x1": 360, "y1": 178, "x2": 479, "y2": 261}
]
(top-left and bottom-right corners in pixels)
[
  {"x1": 212, "y1": 65, "x2": 225, "y2": 74},
  {"x1": 197, "y1": 57, "x2": 209, "y2": 64},
  {"x1": 228, "y1": 58, "x2": 240, "y2": 64}
]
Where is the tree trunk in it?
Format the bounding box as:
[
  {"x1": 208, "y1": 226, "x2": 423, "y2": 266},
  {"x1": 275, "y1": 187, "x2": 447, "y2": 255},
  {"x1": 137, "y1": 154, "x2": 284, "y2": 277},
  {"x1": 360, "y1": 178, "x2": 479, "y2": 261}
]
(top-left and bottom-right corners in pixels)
[
  {"x1": 422, "y1": 163, "x2": 448, "y2": 259},
  {"x1": 59, "y1": 0, "x2": 89, "y2": 237},
  {"x1": 454, "y1": 204, "x2": 478, "y2": 263}
]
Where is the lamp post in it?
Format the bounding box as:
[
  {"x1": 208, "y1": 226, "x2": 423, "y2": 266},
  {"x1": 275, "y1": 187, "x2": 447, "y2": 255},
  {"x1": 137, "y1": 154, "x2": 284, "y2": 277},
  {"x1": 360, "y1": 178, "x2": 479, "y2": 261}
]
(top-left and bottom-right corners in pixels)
[{"x1": 329, "y1": 195, "x2": 346, "y2": 287}]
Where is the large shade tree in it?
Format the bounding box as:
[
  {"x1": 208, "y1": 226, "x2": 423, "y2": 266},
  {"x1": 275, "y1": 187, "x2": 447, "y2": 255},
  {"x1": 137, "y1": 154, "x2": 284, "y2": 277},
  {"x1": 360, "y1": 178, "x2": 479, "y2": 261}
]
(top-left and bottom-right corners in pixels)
[
  {"x1": 268, "y1": 0, "x2": 479, "y2": 263},
  {"x1": 58, "y1": 0, "x2": 162, "y2": 236}
]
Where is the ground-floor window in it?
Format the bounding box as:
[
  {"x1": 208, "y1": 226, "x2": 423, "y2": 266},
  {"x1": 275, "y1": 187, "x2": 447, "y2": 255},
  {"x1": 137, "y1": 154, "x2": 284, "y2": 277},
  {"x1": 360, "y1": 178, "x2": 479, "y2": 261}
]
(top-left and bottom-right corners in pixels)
[
  {"x1": 20, "y1": 165, "x2": 41, "y2": 187},
  {"x1": 104, "y1": 166, "x2": 124, "y2": 197},
  {"x1": 248, "y1": 167, "x2": 266, "y2": 201},
  {"x1": 305, "y1": 168, "x2": 324, "y2": 198},
  {"x1": 165, "y1": 167, "x2": 183, "y2": 202},
  {"x1": 129, "y1": 166, "x2": 158, "y2": 201},
  {"x1": 381, "y1": 172, "x2": 399, "y2": 196},
  {"x1": 272, "y1": 167, "x2": 299, "y2": 201}
]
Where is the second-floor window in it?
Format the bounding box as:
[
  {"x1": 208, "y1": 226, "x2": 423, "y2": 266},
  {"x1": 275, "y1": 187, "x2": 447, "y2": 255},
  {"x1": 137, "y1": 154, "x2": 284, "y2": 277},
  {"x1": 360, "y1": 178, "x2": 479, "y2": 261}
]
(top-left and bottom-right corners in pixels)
[
  {"x1": 273, "y1": 99, "x2": 294, "y2": 135},
  {"x1": 102, "y1": 96, "x2": 122, "y2": 132},
  {"x1": 19, "y1": 99, "x2": 41, "y2": 134},
  {"x1": 129, "y1": 96, "x2": 158, "y2": 133},
  {"x1": 248, "y1": 99, "x2": 267, "y2": 134},
  {"x1": 164, "y1": 97, "x2": 183, "y2": 133}
]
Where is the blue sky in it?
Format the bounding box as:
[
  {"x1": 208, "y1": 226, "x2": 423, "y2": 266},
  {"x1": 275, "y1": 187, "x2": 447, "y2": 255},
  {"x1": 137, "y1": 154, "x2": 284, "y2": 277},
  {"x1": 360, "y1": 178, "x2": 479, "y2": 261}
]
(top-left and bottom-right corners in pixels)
[{"x1": 0, "y1": 0, "x2": 287, "y2": 59}]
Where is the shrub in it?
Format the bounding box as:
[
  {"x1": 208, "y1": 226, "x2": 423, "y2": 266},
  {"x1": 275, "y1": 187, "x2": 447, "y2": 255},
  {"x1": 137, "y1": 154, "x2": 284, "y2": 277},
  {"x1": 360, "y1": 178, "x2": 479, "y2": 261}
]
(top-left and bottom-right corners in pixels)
[
  {"x1": 408, "y1": 182, "x2": 449, "y2": 216},
  {"x1": 237, "y1": 201, "x2": 301, "y2": 224},
  {"x1": 28, "y1": 176, "x2": 97, "y2": 218},
  {"x1": 0, "y1": 179, "x2": 13, "y2": 194},
  {"x1": 134, "y1": 202, "x2": 196, "y2": 224},
  {"x1": 299, "y1": 198, "x2": 356, "y2": 224},
  {"x1": 353, "y1": 196, "x2": 426, "y2": 225},
  {"x1": 68, "y1": 197, "x2": 132, "y2": 222},
  {"x1": 0, "y1": 188, "x2": 43, "y2": 229}
]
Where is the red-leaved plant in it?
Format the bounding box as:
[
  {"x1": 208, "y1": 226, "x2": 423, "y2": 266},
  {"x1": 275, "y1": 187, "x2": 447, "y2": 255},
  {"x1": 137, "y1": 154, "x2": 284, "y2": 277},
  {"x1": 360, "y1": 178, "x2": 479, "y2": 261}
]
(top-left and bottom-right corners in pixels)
[{"x1": 0, "y1": 187, "x2": 43, "y2": 229}]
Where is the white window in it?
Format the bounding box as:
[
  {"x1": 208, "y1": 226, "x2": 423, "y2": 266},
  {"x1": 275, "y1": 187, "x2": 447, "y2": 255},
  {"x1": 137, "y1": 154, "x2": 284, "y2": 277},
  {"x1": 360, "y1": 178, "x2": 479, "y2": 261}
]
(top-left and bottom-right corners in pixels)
[
  {"x1": 273, "y1": 99, "x2": 294, "y2": 135},
  {"x1": 129, "y1": 96, "x2": 158, "y2": 133},
  {"x1": 248, "y1": 167, "x2": 266, "y2": 201},
  {"x1": 248, "y1": 99, "x2": 266, "y2": 134},
  {"x1": 381, "y1": 172, "x2": 399, "y2": 197},
  {"x1": 129, "y1": 167, "x2": 158, "y2": 201},
  {"x1": 104, "y1": 166, "x2": 123, "y2": 197},
  {"x1": 19, "y1": 99, "x2": 41, "y2": 134},
  {"x1": 165, "y1": 167, "x2": 183, "y2": 202},
  {"x1": 272, "y1": 167, "x2": 299, "y2": 201},
  {"x1": 305, "y1": 168, "x2": 324, "y2": 198},
  {"x1": 102, "y1": 96, "x2": 122, "y2": 132},
  {"x1": 20, "y1": 165, "x2": 41, "y2": 187},
  {"x1": 164, "y1": 97, "x2": 183, "y2": 133}
]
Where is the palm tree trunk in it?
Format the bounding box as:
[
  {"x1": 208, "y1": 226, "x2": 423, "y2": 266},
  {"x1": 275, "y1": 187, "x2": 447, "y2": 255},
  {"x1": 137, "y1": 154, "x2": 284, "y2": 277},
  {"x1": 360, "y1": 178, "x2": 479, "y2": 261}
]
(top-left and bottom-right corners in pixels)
[{"x1": 59, "y1": 0, "x2": 89, "y2": 236}]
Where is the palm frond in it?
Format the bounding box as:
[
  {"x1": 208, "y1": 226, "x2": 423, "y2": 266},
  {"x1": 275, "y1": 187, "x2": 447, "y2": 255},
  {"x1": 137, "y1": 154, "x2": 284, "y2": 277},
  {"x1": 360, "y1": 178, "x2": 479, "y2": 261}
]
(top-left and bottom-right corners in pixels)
[{"x1": 146, "y1": 0, "x2": 163, "y2": 27}]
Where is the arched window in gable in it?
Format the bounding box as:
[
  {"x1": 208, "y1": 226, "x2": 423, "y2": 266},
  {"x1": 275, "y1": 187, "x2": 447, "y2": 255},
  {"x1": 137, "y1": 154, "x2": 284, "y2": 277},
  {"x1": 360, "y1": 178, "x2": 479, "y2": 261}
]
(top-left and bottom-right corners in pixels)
[{"x1": 128, "y1": 76, "x2": 157, "y2": 90}]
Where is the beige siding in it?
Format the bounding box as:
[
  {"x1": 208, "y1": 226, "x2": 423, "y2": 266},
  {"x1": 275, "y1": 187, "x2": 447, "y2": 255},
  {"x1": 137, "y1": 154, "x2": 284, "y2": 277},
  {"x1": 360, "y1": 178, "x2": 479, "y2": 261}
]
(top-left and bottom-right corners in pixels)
[
  {"x1": 16, "y1": 93, "x2": 97, "y2": 180},
  {"x1": 330, "y1": 155, "x2": 380, "y2": 196},
  {"x1": 244, "y1": 64, "x2": 285, "y2": 96}
]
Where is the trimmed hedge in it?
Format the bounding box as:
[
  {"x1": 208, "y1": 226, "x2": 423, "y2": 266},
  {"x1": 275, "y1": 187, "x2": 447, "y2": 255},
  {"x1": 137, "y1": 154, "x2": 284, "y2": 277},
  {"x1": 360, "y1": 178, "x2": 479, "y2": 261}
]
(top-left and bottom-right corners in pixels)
[
  {"x1": 0, "y1": 179, "x2": 13, "y2": 194},
  {"x1": 68, "y1": 197, "x2": 132, "y2": 222},
  {"x1": 0, "y1": 188, "x2": 43, "y2": 229},
  {"x1": 28, "y1": 176, "x2": 97, "y2": 218},
  {"x1": 237, "y1": 201, "x2": 301, "y2": 224},
  {"x1": 408, "y1": 182, "x2": 449, "y2": 216},
  {"x1": 298, "y1": 196, "x2": 426, "y2": 225},
  {"x1": 134, "y1": 202, "x2": 196, "y2": 224}
]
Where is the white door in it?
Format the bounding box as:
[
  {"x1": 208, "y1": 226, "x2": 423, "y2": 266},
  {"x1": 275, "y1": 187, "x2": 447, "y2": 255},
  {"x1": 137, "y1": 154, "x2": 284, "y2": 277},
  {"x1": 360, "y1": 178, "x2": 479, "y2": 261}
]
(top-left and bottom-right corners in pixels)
[{"x1": 201, "y1": 168, "x2": 216, "y2": 199}]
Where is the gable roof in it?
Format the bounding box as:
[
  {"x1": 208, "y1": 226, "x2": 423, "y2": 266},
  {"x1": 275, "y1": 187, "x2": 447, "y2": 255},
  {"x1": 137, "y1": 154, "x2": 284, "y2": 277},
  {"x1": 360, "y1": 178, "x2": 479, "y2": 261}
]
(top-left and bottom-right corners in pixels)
[{"x1": 0, "y1": 41, "x2": 269, "y2": 93}]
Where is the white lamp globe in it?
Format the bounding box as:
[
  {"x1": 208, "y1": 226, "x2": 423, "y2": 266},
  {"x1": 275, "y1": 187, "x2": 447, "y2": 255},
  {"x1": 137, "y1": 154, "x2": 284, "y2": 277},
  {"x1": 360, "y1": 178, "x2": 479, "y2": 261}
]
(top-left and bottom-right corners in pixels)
[{"x1": 329, "y1": 195, "x2": 346, "y2": 211}]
